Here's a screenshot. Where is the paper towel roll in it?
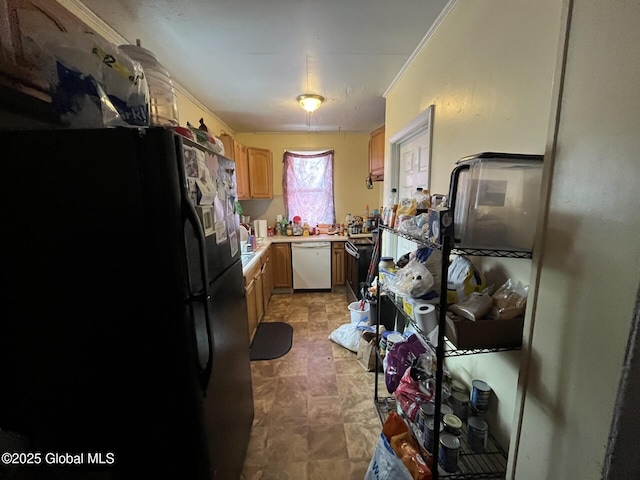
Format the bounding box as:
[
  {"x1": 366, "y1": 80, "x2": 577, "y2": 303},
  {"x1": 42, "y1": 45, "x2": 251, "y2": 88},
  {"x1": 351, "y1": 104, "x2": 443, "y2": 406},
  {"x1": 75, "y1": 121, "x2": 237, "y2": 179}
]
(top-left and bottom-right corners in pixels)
[
  {"x1": 253, "y1": 219, "x2": 267, "y2": 238},
  {"x1": 414, "y1": 303, "x2": 438, "y2": 334}
]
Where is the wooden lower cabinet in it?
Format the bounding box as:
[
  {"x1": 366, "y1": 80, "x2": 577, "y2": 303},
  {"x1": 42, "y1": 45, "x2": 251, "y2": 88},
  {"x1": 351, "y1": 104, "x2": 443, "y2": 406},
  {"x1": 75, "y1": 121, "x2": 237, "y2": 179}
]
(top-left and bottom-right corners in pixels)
[
  {"x1": 244, "y1": 246, "x2": 274, "y2": 342},
  {"x1": 332, "y1": 241, "x2": 346, "y2": 287},
  {"x1": 254, "y1": 266, "x2": 264, "y2": 326},
  {"x1": 271, "y1": 243, "x2": 292, "y2": 289},
  {"x1": 261, "y1": 246, "x2": 272, "y2": 311},
  {"x1": 245, "y1": 275, "x2": 257, "y2": 342}
]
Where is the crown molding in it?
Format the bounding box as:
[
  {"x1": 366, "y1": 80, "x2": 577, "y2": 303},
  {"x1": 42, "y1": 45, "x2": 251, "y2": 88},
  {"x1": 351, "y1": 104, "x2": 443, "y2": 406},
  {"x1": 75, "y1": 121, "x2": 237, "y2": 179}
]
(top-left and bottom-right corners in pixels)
[{"x1": 383, "y1": 0, "x2": 457, "y2": 98}]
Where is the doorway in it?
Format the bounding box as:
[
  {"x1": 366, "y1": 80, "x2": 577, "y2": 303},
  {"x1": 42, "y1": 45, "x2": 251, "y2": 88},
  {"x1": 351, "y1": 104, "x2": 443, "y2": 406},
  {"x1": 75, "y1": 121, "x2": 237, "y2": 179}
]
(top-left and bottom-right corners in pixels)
[{"x1": 382, "y1": 105, "x2": 434, "y2": 259}]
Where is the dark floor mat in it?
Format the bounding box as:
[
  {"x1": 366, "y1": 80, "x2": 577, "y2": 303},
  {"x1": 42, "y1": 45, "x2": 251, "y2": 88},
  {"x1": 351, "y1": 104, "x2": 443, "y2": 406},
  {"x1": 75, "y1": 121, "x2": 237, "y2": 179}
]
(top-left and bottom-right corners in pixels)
[{"x1": 250, "y1": 322, "x2": 293, "y2": 361}]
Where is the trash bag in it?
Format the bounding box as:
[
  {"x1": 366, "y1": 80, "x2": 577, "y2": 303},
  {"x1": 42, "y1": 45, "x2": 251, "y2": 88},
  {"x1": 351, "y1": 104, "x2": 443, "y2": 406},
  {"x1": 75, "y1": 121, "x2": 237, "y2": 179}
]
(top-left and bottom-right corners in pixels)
[{"x1": 329, "y1": 321, "x2": 368, "y2": 352}]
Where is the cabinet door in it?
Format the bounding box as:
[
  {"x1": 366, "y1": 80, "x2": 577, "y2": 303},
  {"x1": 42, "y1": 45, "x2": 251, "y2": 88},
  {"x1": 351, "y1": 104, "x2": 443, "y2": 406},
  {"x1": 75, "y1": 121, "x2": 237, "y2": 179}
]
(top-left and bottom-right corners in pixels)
[
  {"x1": 245, "y1": 278, "x2": 257, "y2": 342},
  {"x1": 332, "y1": 242, "x2": 346, "y2": 287},
  {"x1": 235, "y1": 142, "x2": 250, "y2": 200},
  {"x1": 0, "y1": 0, "x2": 95, "y2": 100},
  {"x1": 261, "y1": 249, "x2": 271, "y2": 311},
  {"x1": 254, "y1": 268, "x2": 264, "y2": 323},
  {"x1": 271, "y1": 243, "x2": 292, "y2": 288},
  {"x1": 369, "y1": 125, "x2": 385, "y2": 181},
  {"x1": 247, "y1": 147, "x2": 273, "y2": 199}
]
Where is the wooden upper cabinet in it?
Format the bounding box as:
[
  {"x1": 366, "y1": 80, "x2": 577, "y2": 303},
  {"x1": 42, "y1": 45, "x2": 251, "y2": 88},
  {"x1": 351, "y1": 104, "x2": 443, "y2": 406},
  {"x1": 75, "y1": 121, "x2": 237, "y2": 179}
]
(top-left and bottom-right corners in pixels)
[
  {"x1": 247, "y1": 147, "x2": 273, "y2": 199},
  {"x1": 219, "y1": 135, "x2": 272, "y2": 200},
  {"x1": 369, "y1": 125, "x2": 385, "y2": 182},
  {"x1": 234, "y1": 142, "x2": 250, "y2": 200},
  {"x1": 219, "y1": 134, "x2": 250, "y2": 199},
  {"x1": 0, "y1": 0, "x2": 95, "y2": 100}
]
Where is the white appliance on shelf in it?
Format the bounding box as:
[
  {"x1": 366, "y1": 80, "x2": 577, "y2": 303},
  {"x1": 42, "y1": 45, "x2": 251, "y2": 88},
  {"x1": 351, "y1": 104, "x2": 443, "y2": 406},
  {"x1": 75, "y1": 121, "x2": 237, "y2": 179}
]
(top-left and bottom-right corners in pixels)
[{"x1": 291, "y1": 242, "x2": 331, "y2": 290}]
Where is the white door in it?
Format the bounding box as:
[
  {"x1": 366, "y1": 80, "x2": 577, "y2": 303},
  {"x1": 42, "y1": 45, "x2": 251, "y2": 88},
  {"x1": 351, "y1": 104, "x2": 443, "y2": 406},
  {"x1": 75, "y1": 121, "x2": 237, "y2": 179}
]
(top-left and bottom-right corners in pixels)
[
  {"x1": 399, "y1": 132, "x2": 431, "y2": 200},
  {"x1": 381, "y1": 106, "x2": 434, "y2": 260},
  {"x1": 384, "y1": 127, "x2": 432, "y2": 260}
]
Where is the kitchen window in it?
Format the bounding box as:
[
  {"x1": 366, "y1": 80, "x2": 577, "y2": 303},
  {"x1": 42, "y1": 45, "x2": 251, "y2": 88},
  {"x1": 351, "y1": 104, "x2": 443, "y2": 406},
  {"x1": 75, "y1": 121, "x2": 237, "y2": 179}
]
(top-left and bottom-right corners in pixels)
[{"x1": 283, "y1": 150, "x2": 335, "y2": 226}]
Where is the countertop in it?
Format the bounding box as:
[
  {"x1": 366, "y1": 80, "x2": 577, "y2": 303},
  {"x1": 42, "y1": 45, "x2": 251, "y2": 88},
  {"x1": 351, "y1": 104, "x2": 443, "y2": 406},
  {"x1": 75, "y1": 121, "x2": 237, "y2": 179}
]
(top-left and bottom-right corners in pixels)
[{"x1": 241, "y1": 234, "x2": 349, "y2": 275}]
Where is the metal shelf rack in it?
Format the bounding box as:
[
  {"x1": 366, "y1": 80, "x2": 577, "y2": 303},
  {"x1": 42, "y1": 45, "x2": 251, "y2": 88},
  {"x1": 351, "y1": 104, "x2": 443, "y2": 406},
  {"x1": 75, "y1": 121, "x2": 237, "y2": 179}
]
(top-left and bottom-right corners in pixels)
[{"x1": 373, "y1": 225, "x2": 531, "y2": 479}]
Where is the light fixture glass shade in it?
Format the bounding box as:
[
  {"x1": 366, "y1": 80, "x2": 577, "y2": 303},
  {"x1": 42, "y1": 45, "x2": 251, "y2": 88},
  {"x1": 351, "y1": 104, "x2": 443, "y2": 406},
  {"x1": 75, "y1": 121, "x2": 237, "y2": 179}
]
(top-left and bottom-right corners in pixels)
[{"x1": 297, "y1": 94, "x2": 324, "y2": 113}]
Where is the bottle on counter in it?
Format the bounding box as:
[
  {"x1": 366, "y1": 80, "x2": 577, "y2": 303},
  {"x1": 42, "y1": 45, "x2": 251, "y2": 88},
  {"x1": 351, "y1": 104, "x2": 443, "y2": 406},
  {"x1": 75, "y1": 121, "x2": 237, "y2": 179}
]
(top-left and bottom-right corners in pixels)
[
  {"x1": 365, "y1": 204, "x2": 370, "y2": 220},
  {"x1": 286, "y1": 221, "x2": 293, "y2": 236}
]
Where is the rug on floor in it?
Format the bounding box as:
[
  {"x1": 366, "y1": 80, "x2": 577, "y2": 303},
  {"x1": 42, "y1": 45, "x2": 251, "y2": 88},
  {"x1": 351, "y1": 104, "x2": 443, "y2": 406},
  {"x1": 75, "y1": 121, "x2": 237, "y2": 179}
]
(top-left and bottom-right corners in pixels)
[{"x1": 250, "y1": 322, "x2": 293, "y2": 361}]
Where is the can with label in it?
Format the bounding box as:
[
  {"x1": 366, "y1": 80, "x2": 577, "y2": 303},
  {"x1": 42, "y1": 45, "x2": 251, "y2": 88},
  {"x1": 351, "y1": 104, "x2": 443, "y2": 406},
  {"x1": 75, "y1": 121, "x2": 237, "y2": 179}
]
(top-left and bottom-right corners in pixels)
[
  {"x1": 423, "y1": 418, "x2": 443, "y2": 453},
  {"x1": 470, "y1": 379, "x2": 492, "y2": 414},
  {"x1": 468, "y1": 416, "x2": 488, "y2": 453},
  {"x1": 417, "y1": 402, "x2": 434, "y2": 432},
  {"x1": 438, "y1": 433, "x2": 461, "y2": 473}
]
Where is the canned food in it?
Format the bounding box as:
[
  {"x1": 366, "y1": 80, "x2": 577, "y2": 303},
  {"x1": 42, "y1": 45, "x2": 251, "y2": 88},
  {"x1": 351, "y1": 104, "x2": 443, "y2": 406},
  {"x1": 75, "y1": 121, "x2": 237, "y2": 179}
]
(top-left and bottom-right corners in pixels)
[
  {"x1": 439, "y1": 404, "x2": 453, "y2": 417},
  {"x1": 386, "y1": 333, "x2": 404, "y2": 354},
  {"x1": 417, "y1": 402, "x2": 434, "y2": 432},
  {"x1": 443, "y1": 413, "x2": 463, "y2": 436},
  {"x1": 438, "y1": 433, "x2": 461, "y2": 473},
  {"x1": 450, "y1": 391, "x2": 469, "y2": 422},
  {"x1": 451, "y1": 379, "x2": 469, "y2": 396},
  {"x1": 379, "y1": 331, "x2": 393, "y2": 357},
  {"x1": 468, "y1": 416, "x2": 488, "y2": 453},
  {"x1": 423, "y1": 418, "x2": 443, "y2": 453},
  {"x1": 470, "y1": 379, "x2": 492, "y2": 413}
]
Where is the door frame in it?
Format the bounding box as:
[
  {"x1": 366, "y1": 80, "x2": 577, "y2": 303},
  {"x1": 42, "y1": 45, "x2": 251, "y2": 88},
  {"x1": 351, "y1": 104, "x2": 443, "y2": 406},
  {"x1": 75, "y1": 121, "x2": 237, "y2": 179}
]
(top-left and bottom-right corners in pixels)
[
  {"x1": 382, "y1": 105, "x2": 434, "y2": 258},
  {"x1": 386, "y1": 104, "x2": 435, "y2": 204}
]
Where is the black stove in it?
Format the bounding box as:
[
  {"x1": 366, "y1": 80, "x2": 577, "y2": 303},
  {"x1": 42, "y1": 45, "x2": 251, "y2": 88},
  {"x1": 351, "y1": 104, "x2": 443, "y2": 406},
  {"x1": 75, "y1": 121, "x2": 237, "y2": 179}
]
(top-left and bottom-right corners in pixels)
[
  {"x1": 345, "y1": 237, "x2": 375, "y2": 304},
  {"x1": 348, "y1": 237, "x2": 374, "y2": 246}
]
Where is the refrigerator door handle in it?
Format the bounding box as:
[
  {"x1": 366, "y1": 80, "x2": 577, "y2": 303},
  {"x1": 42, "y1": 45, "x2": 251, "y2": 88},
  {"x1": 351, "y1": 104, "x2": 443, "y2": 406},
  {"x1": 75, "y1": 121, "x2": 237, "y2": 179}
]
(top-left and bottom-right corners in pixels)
[{"x1": 184, "y1": 202, "x2": 215, "y2": 393}]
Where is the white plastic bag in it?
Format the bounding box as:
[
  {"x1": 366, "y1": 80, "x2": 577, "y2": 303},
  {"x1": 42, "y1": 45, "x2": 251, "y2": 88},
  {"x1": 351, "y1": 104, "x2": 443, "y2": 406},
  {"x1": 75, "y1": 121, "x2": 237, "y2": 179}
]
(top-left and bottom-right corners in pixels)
[
  {"x1": 34, "y1": 31, "x2": 150, "y2": 127},
  {"x1": 329, "y1": 321, "x2": 367, "y2": 352},
  {"x1": 365, "y1": 433, "x2": 413, "y2": 480},
  {"x1": 387, "y1": 257, "x2": 434, "y2": 299}
]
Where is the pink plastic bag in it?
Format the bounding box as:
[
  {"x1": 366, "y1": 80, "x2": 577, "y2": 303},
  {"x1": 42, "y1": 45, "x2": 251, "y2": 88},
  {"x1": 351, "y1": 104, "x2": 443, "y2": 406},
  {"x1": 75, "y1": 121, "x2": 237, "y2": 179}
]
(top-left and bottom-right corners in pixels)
[{"x1": 394, "y1": 367, "x2": 434, "y2": 422}]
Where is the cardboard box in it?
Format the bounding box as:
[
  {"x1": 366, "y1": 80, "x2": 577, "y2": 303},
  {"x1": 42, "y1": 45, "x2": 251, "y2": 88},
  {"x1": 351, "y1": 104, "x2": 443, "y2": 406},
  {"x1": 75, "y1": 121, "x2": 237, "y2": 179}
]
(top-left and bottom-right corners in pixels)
[
  {"x1": 445, "y1": 313, "x2": 523, "y2": 349},
  {"x1": 427, "y1": 207, "x2": 453, "y2": 245}
]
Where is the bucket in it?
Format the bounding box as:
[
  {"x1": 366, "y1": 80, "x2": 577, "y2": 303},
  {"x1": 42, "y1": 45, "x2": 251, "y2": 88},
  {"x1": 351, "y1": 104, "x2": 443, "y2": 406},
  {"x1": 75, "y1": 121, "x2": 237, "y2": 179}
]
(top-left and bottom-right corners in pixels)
[{"x1": 348, "y1": 301, "x2": 370, "y2": 324}]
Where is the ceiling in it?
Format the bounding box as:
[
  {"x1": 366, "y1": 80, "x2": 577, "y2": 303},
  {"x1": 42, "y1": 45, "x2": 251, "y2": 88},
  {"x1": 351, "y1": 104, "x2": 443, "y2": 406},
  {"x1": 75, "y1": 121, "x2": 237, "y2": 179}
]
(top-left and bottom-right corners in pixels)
[{"x1": 78, "y1": 0, "x2": 451, "y2": 134}]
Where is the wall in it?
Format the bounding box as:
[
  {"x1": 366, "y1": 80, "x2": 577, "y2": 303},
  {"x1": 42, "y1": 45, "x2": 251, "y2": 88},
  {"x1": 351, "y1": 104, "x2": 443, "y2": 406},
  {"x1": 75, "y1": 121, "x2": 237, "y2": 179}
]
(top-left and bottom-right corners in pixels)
[
  {"x1": 176, "y1": 90, "x2": 235, "y2": 138},
  {"x1": 513, "y1": 0, "x2": 640, "y2": 478},
  {"x1": 383, "y1": 0, "x2": 562, "y2": 449},
  {"x1": 235, "y1": 132, "x2": 381, "y2": 229}
]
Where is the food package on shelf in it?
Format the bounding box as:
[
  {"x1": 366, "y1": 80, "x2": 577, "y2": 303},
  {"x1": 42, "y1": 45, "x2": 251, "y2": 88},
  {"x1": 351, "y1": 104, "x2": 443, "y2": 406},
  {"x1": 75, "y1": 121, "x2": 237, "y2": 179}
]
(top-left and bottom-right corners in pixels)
[{"x1": 446, "y1": 255, "x2": 487, "y2": 304}]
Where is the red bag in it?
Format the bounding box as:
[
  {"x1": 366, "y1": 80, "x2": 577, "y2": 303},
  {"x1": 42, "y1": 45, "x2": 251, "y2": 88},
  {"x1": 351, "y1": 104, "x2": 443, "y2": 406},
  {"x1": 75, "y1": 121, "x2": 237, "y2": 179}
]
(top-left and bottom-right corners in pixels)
[{"x1": 394, "y1": 366, "x2": 433, "y2": 422}]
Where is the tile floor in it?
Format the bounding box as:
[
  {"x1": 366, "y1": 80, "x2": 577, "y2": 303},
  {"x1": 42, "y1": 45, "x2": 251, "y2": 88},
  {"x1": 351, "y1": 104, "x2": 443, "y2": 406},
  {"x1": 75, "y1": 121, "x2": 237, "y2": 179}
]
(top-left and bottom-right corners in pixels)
[{"x1": 241, "y1": 291, "x2": 392, "y2": 480}]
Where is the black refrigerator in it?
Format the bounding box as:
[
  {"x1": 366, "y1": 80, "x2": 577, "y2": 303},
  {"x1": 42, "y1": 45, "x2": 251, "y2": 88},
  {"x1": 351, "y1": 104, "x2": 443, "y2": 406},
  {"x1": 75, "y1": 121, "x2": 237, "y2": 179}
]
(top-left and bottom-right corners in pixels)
[{"x1": 0, "y1": 127, "x2": 254, "y2": 480}]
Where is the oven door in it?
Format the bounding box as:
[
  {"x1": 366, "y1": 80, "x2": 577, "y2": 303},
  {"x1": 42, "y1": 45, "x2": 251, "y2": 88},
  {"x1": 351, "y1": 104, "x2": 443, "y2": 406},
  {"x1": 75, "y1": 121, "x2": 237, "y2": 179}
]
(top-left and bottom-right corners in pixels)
[
  {"x1": 345, "y1": 240, "x2": 372, "y2": 304},
  {"x1": 345, "y1": 241, "x2": 358, "y2": 304}
]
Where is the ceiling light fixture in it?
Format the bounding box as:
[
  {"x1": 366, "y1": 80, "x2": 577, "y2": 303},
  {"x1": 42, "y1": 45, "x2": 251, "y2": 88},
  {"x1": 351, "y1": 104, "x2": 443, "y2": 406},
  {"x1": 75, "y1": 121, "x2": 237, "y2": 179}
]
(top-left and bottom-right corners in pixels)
[{"x1": 297, "y1": 94, "x2": 324, "y2": 113}]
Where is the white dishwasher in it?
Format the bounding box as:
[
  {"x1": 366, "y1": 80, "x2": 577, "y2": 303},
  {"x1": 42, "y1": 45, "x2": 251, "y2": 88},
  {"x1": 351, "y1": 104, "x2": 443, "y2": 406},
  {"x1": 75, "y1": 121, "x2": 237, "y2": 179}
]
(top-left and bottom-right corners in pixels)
[{"x1": 291, "y1": 241, "x2": 332, "y2": 290}]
